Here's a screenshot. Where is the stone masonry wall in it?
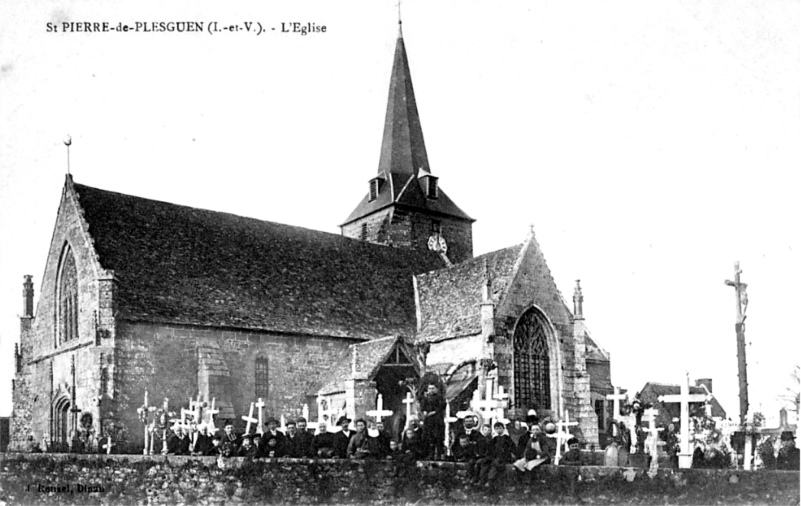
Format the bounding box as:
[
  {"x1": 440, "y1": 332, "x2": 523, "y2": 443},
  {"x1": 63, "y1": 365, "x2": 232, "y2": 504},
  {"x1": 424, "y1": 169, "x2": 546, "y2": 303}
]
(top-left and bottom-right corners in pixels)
[
  {"x1": 342, "y1": 208, "x2": 473, "y2": 264},
  {"x1": 11, "y1": 180, "x2": 116, "y2": 450},
  {"x1": 0, "y1": 453, "x2": 797, "y2": 505},
  {"x1": 493, "y1": 234, "x2": 599, "y2": 443},
  {"x1": 114, "y1": 321, "x2": 354, "y2": 452}
]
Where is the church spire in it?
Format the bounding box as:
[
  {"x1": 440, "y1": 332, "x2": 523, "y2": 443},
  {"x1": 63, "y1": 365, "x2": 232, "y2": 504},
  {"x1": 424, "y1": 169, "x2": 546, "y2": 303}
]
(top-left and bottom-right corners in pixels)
[{"x1": 376, "y1": 27, "x2": 430, "y2": 176}]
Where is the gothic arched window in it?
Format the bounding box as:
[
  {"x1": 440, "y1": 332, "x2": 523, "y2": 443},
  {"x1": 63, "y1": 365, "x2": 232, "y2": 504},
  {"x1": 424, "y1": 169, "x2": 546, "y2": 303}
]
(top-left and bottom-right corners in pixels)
[
  {"x1": 255, "y1": 357, "x2": 269, "y2": 399},
  {"x1": 513, "y1": 308, "x2": 551, "y2": 410},
  {"x1": 57, "y1": 246, "x2": 79, "y2": 345}
]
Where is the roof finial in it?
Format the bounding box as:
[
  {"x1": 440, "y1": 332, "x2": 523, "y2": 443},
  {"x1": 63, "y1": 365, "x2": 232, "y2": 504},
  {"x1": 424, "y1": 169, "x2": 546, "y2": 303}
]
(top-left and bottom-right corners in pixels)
[
  {"x1": 573, "y1": 279, "x2": 584, "y2": 319},
  {"x1": 396, "y1": 0, "x2": 403, "y2": 36},
  {"x1": 63, "y1": 135, "x2": 72, "y2": 175}
]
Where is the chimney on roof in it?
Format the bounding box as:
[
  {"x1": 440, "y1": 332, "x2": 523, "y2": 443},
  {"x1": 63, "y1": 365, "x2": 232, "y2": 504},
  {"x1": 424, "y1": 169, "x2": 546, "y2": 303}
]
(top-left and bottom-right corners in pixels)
[
  {"x1": 695, "y1": 378, "x2": 712, "y2": 393},
  {"x1": 22, "y1": 275, "x2": 34, "y2": 318}
]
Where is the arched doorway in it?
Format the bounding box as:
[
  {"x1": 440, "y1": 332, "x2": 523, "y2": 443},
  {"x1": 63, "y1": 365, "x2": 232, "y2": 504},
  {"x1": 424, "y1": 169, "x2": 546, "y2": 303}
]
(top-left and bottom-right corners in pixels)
[
  {"x1": 512, "y1": 308, "x2": 552, "y2": 410},
  {"x1": 52, "y1": 395, "x2": 71, "y2": 451}
]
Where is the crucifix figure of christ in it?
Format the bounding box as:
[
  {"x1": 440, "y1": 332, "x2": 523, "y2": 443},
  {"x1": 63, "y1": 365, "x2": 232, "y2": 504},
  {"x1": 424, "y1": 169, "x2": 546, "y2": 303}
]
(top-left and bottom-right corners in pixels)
[
  {"x1": 255, "y1": 398, "x2": 266, "y2": 436},
  {"x1": 658, "y1": 372, "x2": 710, "y2": 469},
  {"x1": 643, "y1": 408, "x2": 664, "y2": 472},
  {"x1": 302, "y1": 404, "x2": 319, "y2": 433},
  {"x1": 205, "y1": 398, "x2": 219, "y2": 435},
  {"x1": 548, "y1": 410, "x2": 579, "y2": 465},
  {"x1": 725, "y1": 261, "x2": 749, "y2": 426},
  {"x1": 137, "y1": 390, "x2": 157, "y2": 455},
  {"x1": 443, "y1": 401, "x2": 459, "y2": 456},
  {"x1": 402, "y1": 391, "x2": 416, "y2": 429},
  {"x1": 366, "y1": 394, "x2": 394, "y2": 424},
  {"x1": 606, "y1": 387, "x2": 627, "y2": 436},
  {"x1": 241, "y1": 402, "x2": 258, "y2": 435}
]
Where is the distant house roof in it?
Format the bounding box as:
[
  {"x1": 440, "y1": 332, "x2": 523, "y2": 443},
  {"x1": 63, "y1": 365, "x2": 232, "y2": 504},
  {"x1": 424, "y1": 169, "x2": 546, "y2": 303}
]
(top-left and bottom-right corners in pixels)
[
  {"x1": 415, "y1": 245, "x2": 523, "y2": 341},
  {"x1": 72, "y1": 180, "x2": 445, "y2": 339},
  {"x1": 638, "y1": 382, "x2": 727, "y2": 421}
]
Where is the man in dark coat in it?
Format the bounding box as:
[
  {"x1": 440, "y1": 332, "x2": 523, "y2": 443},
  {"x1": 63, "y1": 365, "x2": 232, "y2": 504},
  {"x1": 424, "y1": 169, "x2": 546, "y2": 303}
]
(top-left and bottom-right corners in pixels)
[
  {"x1": 284, "y1": 420, "x2": 308, "y2": 458},
  {"x1": 167, "y1": 425, "x2": 191, "y2": 455},
  {"x1": 332, "y1": 416, "x2": 355, "y2": 459},
  {"x1": 777, "y1": 431, "x2": 800, "y2": 470},
  {"x1": 295, "y1": 417, "x2": 316, "y2": 458},
  {"x1": 419, "y1": 383, "x2": 446, "y2": 460},
  {"x1": 220, "y1": 420, "x2": 240, "y2": 458},
  {"x1": 264, "y1": 417, "x2": 286, "y2": 454},
  {"x1": 191, "y1": 423, "x2": 214, "y2": 456}
]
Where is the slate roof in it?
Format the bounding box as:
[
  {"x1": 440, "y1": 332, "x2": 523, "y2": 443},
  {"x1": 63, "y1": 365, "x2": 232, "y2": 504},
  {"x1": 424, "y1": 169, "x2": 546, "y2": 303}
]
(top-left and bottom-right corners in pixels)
[
  {"x1": 72, "y1": 181, "x2": 445, "y2": 339},
  {"x1": 416, "y1": 245, "x2": 523, "y2": 341},
  {"x1": 342, "y1": 31, "x2": 473, "y2": 226},
  {"x1": 317, "y1": 335, "x2": 418, "y2": 395},
  {"x1": 585, "y1": 334, "x2": 610, "y2": 362},
  {"x1": 638, "y1": 382, "x2": 727, "y2": 420}
]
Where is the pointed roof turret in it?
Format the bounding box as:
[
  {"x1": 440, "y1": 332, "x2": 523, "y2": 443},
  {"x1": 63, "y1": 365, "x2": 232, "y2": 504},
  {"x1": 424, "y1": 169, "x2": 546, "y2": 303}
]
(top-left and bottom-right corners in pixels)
[{"x1": 377, "y1": 29, "x2": 430, "y2": 177}]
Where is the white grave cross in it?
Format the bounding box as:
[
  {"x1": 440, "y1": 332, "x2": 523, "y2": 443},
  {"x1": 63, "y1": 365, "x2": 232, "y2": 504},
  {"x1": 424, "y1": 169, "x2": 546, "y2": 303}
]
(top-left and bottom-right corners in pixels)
[
  {"x1": 493, "y1": 385, "x2": 511, "y2": 426},
  {"x1": 403, "y1": 392, "x2": 416, "y2": 429},
  {"x1": 241, "y1": 402, "x2": 258, "y2": 435},
  {"x1": 255, "y1": 398, "x2": 266, "y2": 435},
  {"x1": 658, "y1": 372, "x2": 710, "y2": 469},
  {"x1": 606, "y1": 387, "x2": 627, "y2": 436},
  {"x1": 548, "y1": 410, "x2": 578, "y2": 465},
  {"x1": 443, "y1": 402, "x2": 459, "y2": 456},
  {"x1": 643, "y1": 408, "x2": 664, "y2": 471},
  {"x1": 366, "y1": 394, "x2": 394, "y2": 423},
  {"x1": 205, "y1": 398, "x2": 219, "y2": 434}
]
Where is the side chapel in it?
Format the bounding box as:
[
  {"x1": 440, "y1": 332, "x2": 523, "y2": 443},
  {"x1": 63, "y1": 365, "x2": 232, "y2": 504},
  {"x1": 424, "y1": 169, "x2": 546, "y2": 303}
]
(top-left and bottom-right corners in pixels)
[{"x1": 10, "y1": 26, "x2": 614, "y2": 451}]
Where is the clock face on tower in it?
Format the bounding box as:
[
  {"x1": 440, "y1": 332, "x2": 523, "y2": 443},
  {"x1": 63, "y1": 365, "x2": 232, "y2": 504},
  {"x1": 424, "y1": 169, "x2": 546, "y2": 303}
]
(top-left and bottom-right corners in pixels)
[{"x1": 428, "y1": 234, "x2": 447, "y2": 254}]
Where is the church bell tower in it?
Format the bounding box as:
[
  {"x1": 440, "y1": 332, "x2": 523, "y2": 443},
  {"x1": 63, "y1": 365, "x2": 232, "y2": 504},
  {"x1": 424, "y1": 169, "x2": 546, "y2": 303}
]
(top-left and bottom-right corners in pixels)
[{"x1": 340, "y1": 24, "x2": 474, "y2": 264}]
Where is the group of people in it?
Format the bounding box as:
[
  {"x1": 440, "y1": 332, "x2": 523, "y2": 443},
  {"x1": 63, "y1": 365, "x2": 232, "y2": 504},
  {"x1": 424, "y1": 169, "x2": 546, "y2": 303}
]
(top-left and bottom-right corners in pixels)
[{"x1": 155, "y1": 408, "x2": 582, "y2": 490}]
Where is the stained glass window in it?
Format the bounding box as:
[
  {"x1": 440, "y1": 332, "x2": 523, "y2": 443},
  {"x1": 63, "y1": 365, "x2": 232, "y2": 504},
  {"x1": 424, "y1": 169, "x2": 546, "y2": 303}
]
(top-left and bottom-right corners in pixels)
[
  {"x1": 513, "y1": 309, "x2": 551, "y2": 410},
  {"x1": 57, "y1": 246, "x2": 79, "y2": 345},
  {"x1": 255, "y1": 357, "x2": 269, "y2": 399}
]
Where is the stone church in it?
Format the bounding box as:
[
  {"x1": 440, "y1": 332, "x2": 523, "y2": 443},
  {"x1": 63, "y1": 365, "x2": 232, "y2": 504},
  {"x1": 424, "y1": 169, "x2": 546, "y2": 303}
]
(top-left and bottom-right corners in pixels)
[{"x1": 10, "y1": 27, "x2": 614, "y2": 451}]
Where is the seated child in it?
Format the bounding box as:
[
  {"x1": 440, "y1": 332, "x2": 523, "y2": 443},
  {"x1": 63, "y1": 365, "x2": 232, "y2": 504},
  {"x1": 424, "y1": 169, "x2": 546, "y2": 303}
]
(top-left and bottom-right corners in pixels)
[{"x1": 561, "y1": 437, "x2": 582, "y2": 466}]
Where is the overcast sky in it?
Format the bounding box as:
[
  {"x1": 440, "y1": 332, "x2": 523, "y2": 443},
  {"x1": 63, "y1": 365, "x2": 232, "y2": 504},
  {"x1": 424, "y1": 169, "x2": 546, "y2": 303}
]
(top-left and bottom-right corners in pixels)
[{"x1": 0, "y1": 0, "x2": 798, "y2": 423}]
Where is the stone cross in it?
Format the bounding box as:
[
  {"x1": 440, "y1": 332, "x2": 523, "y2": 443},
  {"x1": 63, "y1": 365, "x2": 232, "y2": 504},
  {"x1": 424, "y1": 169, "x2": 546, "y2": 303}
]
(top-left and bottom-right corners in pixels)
[
  {"x1": 102, "y1": 436, "x2": 114, "y2": 455},
  {"x1": 606, "y1": 387, "x2": 627, "y2": 436},
  {"x1": 548, "y1": 410, "x2": 578, "y2": 465},
  {"x1": 402, "y1": 392, "x2": 416, "y2": 429},
  {"x1": 205, "y1": 398, "x2": 219, "y2": 435},
  {"x1": 255, "y1": 398, "x2": 266, "y2": 435},
  {"x1": 493, "y1": 385, "x2": 511, "y2": 426},
  {"x1": 302, "y1": 404, "x2": 319, "y2": 432},
  {"x1": 279, "y1": 414, "x2": 288, "y2": 434},
  {"x1": 366, "y1": 394, "x2": 394, "y2": 423},
  {"x1": 470, "y1": 388, "x2": 496, "y2": 427},
  {"x1": 241, "y1": 402, "x2": 258, "y2": 435},
  {"x1": 189, "y1": 395, "x2": 206, "y2": 422},
  {"x1": 658, "y1": 372, "x2": 710, "y2": 469},
  {"x1": 443, "y1": 401, "x2": 459, "y2": 456}
]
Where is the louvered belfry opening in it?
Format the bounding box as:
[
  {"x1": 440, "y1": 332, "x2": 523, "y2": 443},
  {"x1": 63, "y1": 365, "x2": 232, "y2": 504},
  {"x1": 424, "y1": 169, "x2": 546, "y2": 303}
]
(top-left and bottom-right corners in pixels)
[{"x1": 513, "y1": 309, "x2": 551, "y2": 410}]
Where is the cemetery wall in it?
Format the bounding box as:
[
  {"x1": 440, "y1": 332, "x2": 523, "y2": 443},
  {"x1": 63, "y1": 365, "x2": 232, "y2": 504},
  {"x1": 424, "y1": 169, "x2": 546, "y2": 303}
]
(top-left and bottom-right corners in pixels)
[{"x1": 1, "y1": 453, "x2": 798, "y2": 505}]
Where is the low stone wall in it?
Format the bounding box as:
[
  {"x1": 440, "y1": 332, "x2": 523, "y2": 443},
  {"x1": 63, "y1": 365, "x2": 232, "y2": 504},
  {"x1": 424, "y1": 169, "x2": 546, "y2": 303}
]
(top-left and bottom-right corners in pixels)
[{"x1": 0, "y1": 453, "x2": 798, "y2": 505}]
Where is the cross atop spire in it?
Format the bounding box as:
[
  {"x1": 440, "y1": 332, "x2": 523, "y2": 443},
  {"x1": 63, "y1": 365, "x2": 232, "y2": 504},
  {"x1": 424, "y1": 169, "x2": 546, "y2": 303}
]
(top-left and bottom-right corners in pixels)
[{"x1": 377, "y1": 23, "x2": 429, "y2": 176}]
